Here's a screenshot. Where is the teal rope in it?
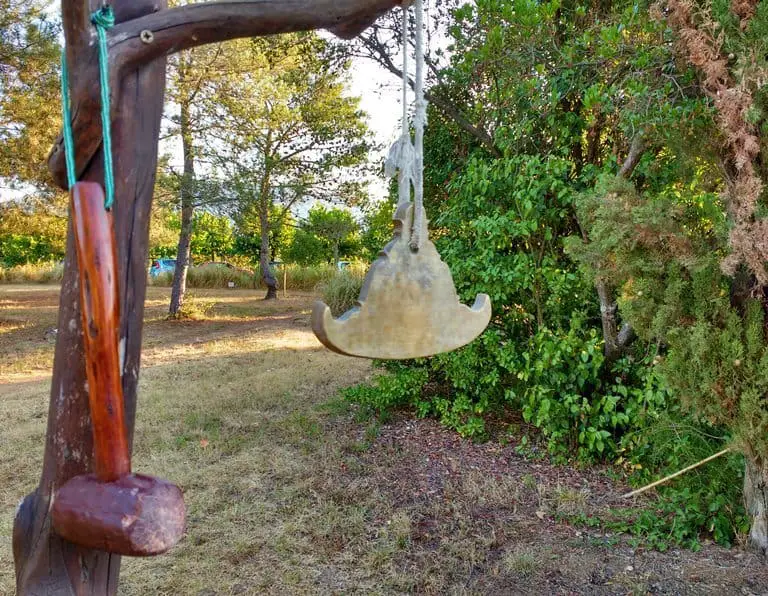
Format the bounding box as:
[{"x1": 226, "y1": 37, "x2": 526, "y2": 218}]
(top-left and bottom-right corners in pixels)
[
  {"x1": 60, "y1": 52, "x2": 77, "y2": 190},
  {"x1": 91, "y1": 6, "x2": 116, "y2": 209},
  {"x1": 59, "y1": 6, "x2": 116, "y2": 208}
]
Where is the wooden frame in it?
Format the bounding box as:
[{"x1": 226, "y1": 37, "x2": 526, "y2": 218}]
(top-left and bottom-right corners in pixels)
[{"x1": 13, "y1": 2, "x2": 405, "y2": 593}]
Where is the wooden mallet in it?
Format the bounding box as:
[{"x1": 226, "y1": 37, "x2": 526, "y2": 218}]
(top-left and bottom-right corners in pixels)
[{"x1": 52, "y1": 182, "x2": 185, "y2": 556}]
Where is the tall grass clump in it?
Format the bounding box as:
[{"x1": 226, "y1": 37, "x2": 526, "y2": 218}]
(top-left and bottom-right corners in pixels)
[
  {"x1": 281, "y1": 264, "x2": 336, "y2": 291},
  {"x1": 148, "y1": 261, "x2": 370, "y2": 294},
  {"x1": 150, "y1": 265, "x2": 257, "y2": 289},
  {"x1": 316, "y1": 269, "x2": 365, "y2": 316},
  {"x1": 0, "y1": 261, "x2": 64, "y2": 284}
]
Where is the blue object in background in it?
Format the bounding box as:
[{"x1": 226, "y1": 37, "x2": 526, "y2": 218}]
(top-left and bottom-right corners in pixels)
[{"x1": 149, "y1": 258, "x2": 177, "y2": 277}]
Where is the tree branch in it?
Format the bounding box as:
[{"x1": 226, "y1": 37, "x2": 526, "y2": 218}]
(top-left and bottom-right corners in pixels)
[
  {"x1": 600, "y1": 133, "x2": 646, "y2": 363},
  {"x1": 49, "y1": 0, "x2": 407, "y2": 189},
  {"x1": 619, "y1": 134, "x2": 645, "y2": 178},
  {"x1": 358, "y1": 35, "x2": 501, "y2": 157}
]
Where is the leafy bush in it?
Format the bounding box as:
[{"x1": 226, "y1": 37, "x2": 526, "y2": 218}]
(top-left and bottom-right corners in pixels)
[
  {"x1": 341, "y1": 365, "x2": 429, "y2": 419},
  {"x1": 0, "y1": 233, "x2": 63, "y2": 267}
]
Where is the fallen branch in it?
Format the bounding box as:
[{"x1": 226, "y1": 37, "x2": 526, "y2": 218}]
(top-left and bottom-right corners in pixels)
[{"x1": 622, "y1": 447, "x2": 733, "y2": 499}]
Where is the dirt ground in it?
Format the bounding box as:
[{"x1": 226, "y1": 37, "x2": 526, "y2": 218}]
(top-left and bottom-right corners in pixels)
[{"x1": 1, "y1": 285, "x2": 767, "y2": 595}]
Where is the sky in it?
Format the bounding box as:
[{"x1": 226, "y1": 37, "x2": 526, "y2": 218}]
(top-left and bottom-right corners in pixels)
[{"x1": 347, "y1": 57, "x2": 405, "y2": 202}]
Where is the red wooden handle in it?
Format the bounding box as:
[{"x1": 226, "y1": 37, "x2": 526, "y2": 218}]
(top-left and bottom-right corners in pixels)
[{"x1": 71, "y1": 182, "x2": 130, "y2": 481}]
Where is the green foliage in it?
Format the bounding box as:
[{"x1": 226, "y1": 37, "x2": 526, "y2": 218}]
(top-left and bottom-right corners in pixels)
[
  {"x1": 0, "y1": 0, "x2": 61, "y2": 190},
  {"x1": 360, "y1": 198, "x2": 396, "y2": 261},
  {"x1": 0, "y1": 233, "x2": 62, "y2": 266},
  {"x1": 285, "y1": 205, "x2": 362, "y2": 265},
  {"x1": 284, "y1": 229, "x2": 327, "y2": 266},
  {"x1": 617, "y1": 413, "x2": 749, "y2": 549},
  {"x1": 191, "y1": 211, "x2": 235, "y2": 262},
  {"x1": 0, "y1": 202, "x2": 66, "y2": 266},
  {"x1": 342, "y1": 0, "x2": 757, "y2": 550},
  {"x1": 341, "y1": 366, "x2": 429, "y2": 419}
]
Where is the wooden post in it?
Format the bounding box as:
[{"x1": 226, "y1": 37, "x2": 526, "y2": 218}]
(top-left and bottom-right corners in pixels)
[{"x1": 12, "y1": 1, "x2": 406, "y2": 594}]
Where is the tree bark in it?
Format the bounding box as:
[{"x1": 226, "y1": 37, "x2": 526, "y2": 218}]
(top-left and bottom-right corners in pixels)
[
  {"x1": 169, "y1": 74, "x2": 196, "y2": 317},
  {"x1": 596, "y1": 279, "x2": 620, "y2": 361},
  {"x1": 744, "y1": 453, "x2": 768, "y2": 555},
  {"x1": 13, "y1": 2, "x2": 167, "y2": 593},
  {"x1": 259, "y1": 199, "x2": 277, "y2": 300}
]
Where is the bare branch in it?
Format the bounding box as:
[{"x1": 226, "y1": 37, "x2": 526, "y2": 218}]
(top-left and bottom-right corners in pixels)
[
  {"x1": 358, "y1": 34, "x2": 501, "y2": 157},
  {"x1": 619, "y1": 134, "x2": 645, "y2": 179}
]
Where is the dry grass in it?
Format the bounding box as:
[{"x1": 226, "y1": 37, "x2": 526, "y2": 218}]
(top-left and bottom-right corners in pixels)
[{"x1": 2, "y1": 285, "x2": 768, "y2": 594}]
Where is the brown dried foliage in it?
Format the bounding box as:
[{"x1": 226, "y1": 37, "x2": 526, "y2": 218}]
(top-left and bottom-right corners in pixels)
[
  {"x1": 664, "y1": 0, "x2": 767, "y2": 281},
  {"x1": 732, "y1": 0, "x2": 758, "y2": 29}
]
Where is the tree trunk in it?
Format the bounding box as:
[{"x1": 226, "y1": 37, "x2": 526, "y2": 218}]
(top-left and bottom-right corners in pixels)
[
  {"x1": 595, "y1": 136, "x2": 645, "y2": 362},
  {"x1": 596, "y1": 279, "x2": 620, "y2": 361},
  {"x1": 745, "y1": 452, "x2": 768, "y2": 555},
  {"x1": 259, "y1": 198, "x2": 277, "y2": 300},
  {"x1": 169, "y1": 65, "x2": 195, "y2": 317},
  {"x1": 169, "y1": 200, "x2": 194, "y2": 315},
  {"x1": 333, "y1": 241, "x2": 340, "y2": 268},
  {"x1": 12, "y1": 2, "x2": 167, "y2": 593}
]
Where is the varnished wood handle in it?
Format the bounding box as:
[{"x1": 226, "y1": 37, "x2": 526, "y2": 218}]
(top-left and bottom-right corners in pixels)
[{"x1": 71, "y1": 182, "x2": 130, "y2": 482}]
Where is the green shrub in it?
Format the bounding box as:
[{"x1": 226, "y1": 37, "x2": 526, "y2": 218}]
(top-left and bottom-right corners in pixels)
[
  {"x1": 342, "y1": 365, "x2": 429, "y2": 418},
  {"x1": 0, "y1": 234, "x2": 63, "y2": 267},
  {"x1": 570, "y1": 413, "x2": 749, "y2": 549}
]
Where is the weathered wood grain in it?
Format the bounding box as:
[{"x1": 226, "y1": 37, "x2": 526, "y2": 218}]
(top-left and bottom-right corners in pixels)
[{"x1": 14, "y1": 1, "x2": 168, "y2": 592}]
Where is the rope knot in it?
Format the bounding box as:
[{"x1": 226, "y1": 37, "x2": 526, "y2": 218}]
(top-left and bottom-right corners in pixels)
[
  {"x1": 385, "y1": 134, "x2": 416, "y2": 179},
  {"x1": 91, "y1": 5, "x2": 115, "y2": 29}
]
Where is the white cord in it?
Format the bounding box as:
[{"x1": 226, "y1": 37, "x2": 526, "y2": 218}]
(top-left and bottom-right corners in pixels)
[
  {"x1": 384, "y1": 0, "x2": 428, "y2": 251},
  {"x1": 410, "y1": 0, "x2": 426, "y2": 251}
]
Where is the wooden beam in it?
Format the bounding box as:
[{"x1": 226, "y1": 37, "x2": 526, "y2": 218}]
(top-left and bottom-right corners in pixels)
[{"x1": 48, "y1": 0, "x2": 407, "y2": 189}]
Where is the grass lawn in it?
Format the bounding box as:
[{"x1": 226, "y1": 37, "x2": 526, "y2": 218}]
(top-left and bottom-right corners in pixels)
[{"x1": 2, "y1": 285, "x2": 768, "y2": 594}]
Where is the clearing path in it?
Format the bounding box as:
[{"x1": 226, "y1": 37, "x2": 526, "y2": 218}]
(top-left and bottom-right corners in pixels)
[{"x1": 1, "y1": 285, "x2": 766, "y2": 594}]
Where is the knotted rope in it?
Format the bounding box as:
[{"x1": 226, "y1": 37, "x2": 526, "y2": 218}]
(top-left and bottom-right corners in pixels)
[
  {"x1": 385, "y1": 0, "x2": 428, "y2": 251},
  {"x1": 61, "y1": 5, "x2": 116, "y2": 209}
]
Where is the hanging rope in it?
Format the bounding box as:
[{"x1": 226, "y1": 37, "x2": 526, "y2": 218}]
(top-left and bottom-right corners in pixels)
[
  {"x1": 60, "y1": 53, "x2": 77, "y2": 190},
  {"x1": 60, "y1": 6, "x2": 116, "y2": 209},
  {"x1": 410, "y1": 0, "x2": 426, "y2": 251},
  {"x1": 385, "y1": 0, "x2": 428, "y2": 251},
  {"x1": 384, "y1": 6, "x2": 415, "y2": 208}
]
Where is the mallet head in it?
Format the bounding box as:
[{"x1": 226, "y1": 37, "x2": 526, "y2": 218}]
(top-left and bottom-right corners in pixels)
[{"x1": 52, "y1": 473, "x2": 185, "y2": 556}]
